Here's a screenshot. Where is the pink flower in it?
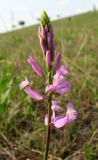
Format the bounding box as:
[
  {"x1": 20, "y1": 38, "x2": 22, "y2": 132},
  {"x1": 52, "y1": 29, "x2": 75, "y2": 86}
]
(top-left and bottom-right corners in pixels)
[
  {"x1": 45, "y1": 65, "x2": 70, "y2": 94},
  {"x1": 45, "y1": 81, "x2": 71, "y2": 94},
  {"x1": 54, "y1": 103, "x2": 77, "y2": 128},
  {"x1": 27, "y1": 55, "x2": 43, "y2": 77},
  {"x1": 45, "y1": 102, "x2": 77, "y2": 128},
  {"x1": 45, "y1": 100, "x2": 62, "y2": 126},
  {"x1": 19, "y1": 78, "x2": 43, "y2": 101}
]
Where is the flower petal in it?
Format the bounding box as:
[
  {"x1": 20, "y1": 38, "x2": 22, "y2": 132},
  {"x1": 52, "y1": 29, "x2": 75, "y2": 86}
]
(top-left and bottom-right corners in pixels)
[
  {"x1": 54, "y1": 81, "x2": 71, "y2": 94},
  {"x1": 47, "y1": 32, "x2": 52, "y2": 49},
  {"x1": 54, "y1": 114, "x2": 67, "y2": 128},
  {"x1": 52, "y1": 100, "x2": 63, "y2": 112},
  {"x1": 40, "y1": 38, "x2": 46, "y2": 54},
  {"x1": 54, "y1": 103, "x2": 77, "y2": 128},
  {"x1": 19, "y1": 77, "x2": 29, "y2": 90},
  {"x1": 57, "y1": 65, "x2": 68, "y2": 76},
  {"x1": 38, "y1": 26, "x2": 46, "y2": 40},
  {"x1": 44, "y1": 114, "x2": 54, "y2": 126},
  {"x1": 65, "y1": 103, "x2": 77, "y2": 123},
  {"x1": 24, "y1": 87, "x2": 43, "y2": 101},
  {"x1": 53, "y1": 74, "x2": 64, "y2": 85},
  {"x1": 27, "y1": 55, "x2": 43, "y2": 77},
  {"x1": 45, "y1": 84, "x2": 55, "y2": 93}
]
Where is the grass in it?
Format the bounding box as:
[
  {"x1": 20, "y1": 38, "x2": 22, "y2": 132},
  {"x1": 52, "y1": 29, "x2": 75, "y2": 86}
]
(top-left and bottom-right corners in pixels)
[{"x1": 0, "y1": 11, "x2": 98, "y2": 160}]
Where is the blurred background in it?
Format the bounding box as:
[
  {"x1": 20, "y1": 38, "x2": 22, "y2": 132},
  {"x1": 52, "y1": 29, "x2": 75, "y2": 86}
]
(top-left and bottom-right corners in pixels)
[{"x1": 0, "y1": 0, "x2": 98, "y2": 160}]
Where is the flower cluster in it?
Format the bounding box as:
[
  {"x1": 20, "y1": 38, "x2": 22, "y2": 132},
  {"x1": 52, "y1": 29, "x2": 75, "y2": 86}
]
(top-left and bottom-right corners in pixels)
[
  {"x1": 45, "y1": 101, "x2": 77, "y2": 128},
  {"x1": 19, "y1": 11, "x2": 77, "y2": 128},
  {"x1": 45, "y1": 65, "x2": 71, "y2": 94}
]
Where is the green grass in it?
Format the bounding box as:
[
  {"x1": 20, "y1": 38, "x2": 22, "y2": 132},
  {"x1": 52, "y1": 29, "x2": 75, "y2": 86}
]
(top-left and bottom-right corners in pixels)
[{"x1": 0, "y1": 11, "x2": 98, "y2": 159}]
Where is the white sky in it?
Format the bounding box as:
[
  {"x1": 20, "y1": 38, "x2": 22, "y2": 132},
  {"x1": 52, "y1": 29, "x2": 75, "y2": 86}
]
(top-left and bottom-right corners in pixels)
[{"x1": 0, "y1": 0, "x2": 98, "y2": 33}]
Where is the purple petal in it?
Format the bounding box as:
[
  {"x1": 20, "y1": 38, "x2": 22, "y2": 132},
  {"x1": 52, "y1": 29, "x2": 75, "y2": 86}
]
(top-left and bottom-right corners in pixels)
[
  {"x1": 24, "y1": 87, "x2": 43, "y2": 101},
  {"x1": 27, "y1": 56, "x2": 43, "y2": 77},
  {"x1": 52, "y1": 100, "x2": 57, "y2": 107},
  {"x1": 45, "y1": 84, "x2": 55, "y2": 93},
  {"x1": 54, "y1": 81, "x2": 71, "y2": 94},
  {"x1": 53, "y1": 54, "x2": 61, "y2": 72},
  {"x1": 54, "y1": 114, "x2": 67, "y2": 128},
  {"x1": 46, "y1": 50, "x2": 51, "y2": 68},
  {"x1": 52, "y1": 100, "x2": 63, "y2": 112},
  {"x1": 40, "y1": 38, "x2": 46, "y2": 54},
  {"x1": 44, "y1": 114, "x2": 54, "y2": 126},
  {"x1": 53, "y1": 74, "x2": 64, "y2": 85},
  {"x1": 57, "y1": 65, "x2": 68, "y2": 76},
  {"x1": 65, "y1": 103, "x2": 77, "y2": 122},
  {"x1": 54, "y1": 103, "x2": 77, "y2": 128},
  {"x1": 47, "y1": 32, "x2": 52, "y2": 49},
  {"x1": 19, "y1": 77, "x2": 29, "y2": 90},
  {"x1": 45, "y1": 81, "x2": 71, "y2": 94},
  {"x1": 38, "y1": 26, "x2": 46, "y2": 40}
]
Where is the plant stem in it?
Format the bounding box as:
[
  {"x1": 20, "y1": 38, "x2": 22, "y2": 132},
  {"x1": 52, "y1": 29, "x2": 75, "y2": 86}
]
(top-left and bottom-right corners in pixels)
[{"x1": 44, "y1": 70, "x2": 52, "y2": 160}]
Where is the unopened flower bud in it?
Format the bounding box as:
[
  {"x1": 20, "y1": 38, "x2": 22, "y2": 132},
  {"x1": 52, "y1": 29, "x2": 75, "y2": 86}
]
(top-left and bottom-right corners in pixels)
[
  {"x1": 47, "y1": 32, "x2": 52, "y2": 50},
  {"x1": 40, "y1": 39, "x2": 46, "y2": 54},
  {"x1": 40, "y1": 10, "x2": 50, "y2": 27},
  {"x1": 38, "y1": 26, "x2": 46, "y2": 40},
  {"x1": 46, "y1": 50, "x2": 51, "y2": 68},
  {"x1": 53, "y1": 54, "x2": 61, "y2": 72}
]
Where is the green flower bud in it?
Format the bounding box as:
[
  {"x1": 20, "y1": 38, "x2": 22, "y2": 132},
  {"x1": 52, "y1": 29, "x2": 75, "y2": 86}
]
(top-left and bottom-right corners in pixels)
[{"x1": 40, "y1": 10, "x2": 50, "y2": 27}]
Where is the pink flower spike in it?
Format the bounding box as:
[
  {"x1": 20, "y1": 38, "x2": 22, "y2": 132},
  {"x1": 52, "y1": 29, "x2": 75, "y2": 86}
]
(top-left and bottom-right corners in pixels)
[
  {"x1": 53, "y1": 54, "x2": 61, "y2": 72},
  {"x1": 46, "y1": 50, "x2": 51, "y2": 68},
  {"x1": 27, "y1": 55, "x2": 43, "y2": 77},
  {"x1": 19, "y1": 77, "x2": 29, "y2": 90}
]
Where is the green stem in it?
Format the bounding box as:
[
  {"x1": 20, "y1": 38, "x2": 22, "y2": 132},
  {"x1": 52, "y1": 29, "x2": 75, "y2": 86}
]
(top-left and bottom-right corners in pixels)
[{"x1": 44, "y1": 69, "x2": 52, "y2": 160}]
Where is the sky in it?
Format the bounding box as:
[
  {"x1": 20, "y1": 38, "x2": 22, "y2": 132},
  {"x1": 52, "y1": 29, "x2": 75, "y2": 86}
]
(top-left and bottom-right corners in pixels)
[{"x1": 0, "y1": 0, "x2": 98, "y2": 33}]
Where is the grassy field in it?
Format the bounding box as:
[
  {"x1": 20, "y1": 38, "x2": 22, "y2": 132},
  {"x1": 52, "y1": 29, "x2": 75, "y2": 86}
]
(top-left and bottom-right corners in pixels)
[{"x1": 0, "y1": 11, "x2": 98, "y2": 160}]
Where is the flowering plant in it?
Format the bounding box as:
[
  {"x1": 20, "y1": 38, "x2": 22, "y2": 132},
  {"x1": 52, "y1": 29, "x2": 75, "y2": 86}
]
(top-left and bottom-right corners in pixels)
[{"x1": 19, "y1": 11, "x2": 77, "y2": 160}]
